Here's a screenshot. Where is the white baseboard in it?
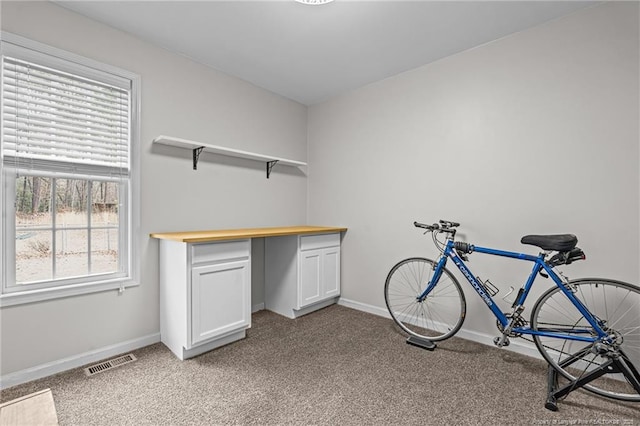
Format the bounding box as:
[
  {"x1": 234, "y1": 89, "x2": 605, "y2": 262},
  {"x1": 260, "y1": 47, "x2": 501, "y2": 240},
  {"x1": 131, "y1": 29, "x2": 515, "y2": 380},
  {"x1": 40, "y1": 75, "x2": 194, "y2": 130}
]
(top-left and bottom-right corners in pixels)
[
  {"x1": 252, "y1": 302, "x2": 265, "y2": 313},
  {"x1": 0, "y1": 333, "x2": 160, "y2": 390},
  {"x1": 1, "y1": 299, "x2": 545, "y2": 390},
  {"x1": 338, "y1": 297, "x2": 390, "y2": 318},
  {"x1": 337, "y1": 297, "x2": 543, "y2": 361}
]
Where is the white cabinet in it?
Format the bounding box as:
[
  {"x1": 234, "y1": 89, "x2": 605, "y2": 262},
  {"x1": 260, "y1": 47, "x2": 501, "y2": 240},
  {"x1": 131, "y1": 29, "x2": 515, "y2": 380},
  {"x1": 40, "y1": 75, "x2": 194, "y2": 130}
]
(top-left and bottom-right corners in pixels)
[
  {"x1": 153, "y1": 227, "x2": 346, "y2": 360},
  {"x1": 265, "y1": 233, "x2": 341, "y2": 319},
  {"x1": 159, "y1": 239, "x2": 251, "y2": 360},
  {"x1": 298, "y1": 246, "x2": 340, "y2": 308},
  {"x1": 299, "y1": 250, "x2": 321, "y2": 306},
  {"x1": 191, "y1": 260, "x2": 250, "y2": 345}
]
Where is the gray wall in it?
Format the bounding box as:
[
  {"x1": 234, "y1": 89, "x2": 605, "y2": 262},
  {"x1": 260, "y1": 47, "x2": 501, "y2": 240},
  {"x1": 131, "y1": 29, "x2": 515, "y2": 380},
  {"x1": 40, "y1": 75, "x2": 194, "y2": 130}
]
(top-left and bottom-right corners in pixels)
[
  {"x1": 0, "y1": 1, "x2": 307, "y2": 376},
  {"x1": 1, "y1": 0, "x2": 638, "y2": 380},
  {"x1": 307, "y1": 2, "x2": 639, "y2": 341}
]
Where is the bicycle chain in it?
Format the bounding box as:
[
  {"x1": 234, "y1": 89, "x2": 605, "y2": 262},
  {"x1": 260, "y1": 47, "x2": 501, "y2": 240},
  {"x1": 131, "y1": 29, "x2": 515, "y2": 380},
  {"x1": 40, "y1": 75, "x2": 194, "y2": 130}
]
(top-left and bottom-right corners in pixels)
[{"x1": 506, "y1": 320, "x2": 595, "y2": 354}]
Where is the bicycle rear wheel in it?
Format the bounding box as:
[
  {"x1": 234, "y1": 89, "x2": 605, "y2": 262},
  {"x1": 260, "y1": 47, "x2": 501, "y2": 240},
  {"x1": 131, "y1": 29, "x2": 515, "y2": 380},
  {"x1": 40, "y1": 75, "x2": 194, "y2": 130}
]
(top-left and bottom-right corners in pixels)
[
  {"x1": 384, "y1": 257, "x2": 466, "y2": 341},
  {"x1": 531, "y1": 278, "x2": 640, "y2": 401}
]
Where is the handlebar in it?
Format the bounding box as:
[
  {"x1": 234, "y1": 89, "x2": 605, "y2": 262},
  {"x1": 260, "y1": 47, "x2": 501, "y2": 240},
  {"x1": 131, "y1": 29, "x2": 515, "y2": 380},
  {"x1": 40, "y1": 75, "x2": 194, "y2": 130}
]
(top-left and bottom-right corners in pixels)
[{"x1": 414, "y1": 220, "x2": 460, "y2": 232}]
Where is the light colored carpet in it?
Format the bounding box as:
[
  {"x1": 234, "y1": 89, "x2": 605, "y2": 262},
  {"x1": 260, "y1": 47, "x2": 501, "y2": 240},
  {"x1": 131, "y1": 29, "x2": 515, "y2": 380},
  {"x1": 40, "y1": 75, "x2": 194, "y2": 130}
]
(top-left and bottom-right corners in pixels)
[
  {"x1": 0, "y1": 305, "x2": 638, "y2": 425},
  {"x1": 0, "y1": 388, "x2": 58, "y2": 425}
]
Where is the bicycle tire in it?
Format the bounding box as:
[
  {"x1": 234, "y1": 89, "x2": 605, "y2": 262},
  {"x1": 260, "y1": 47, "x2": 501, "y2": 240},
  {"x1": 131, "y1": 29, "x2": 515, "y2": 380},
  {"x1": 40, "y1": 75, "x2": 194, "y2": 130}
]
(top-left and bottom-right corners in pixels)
[
  {"x1": 384, "y1": 257, "x2": 466, "y2": 341},
  {"x1": 531, "y1": 278, "x2": 640, "y2": 401}
]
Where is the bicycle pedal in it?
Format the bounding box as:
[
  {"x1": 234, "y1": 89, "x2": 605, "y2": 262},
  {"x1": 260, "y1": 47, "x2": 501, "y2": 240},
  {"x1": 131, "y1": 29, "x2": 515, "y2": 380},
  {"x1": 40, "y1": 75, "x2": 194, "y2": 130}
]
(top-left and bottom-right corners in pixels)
[{"x1": 493, "y1": 336, "x2": 510, "y2": 347}]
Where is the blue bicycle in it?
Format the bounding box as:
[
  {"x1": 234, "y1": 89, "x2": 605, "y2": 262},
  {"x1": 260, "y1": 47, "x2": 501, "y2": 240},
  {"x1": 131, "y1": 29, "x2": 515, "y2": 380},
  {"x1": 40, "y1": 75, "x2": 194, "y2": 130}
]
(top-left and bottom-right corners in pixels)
[{"x1": 384, "y1": 220, "x2": 640, "y2": 406}]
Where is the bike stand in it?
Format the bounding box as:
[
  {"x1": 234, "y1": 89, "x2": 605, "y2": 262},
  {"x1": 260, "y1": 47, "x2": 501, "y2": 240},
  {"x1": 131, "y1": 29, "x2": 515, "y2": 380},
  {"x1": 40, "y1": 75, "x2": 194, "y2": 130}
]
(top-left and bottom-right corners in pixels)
[
  {"x1": 545, "y1": 350, "x2": 640, "y2": 411},
  {"x1": 406, "y1": 336, "x2": 437, "y2": 351}
]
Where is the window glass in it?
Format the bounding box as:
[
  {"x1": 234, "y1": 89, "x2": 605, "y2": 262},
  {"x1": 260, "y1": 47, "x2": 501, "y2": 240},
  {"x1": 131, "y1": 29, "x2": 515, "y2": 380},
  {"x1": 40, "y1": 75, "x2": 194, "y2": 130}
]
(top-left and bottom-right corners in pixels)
[
  {"x1": 1, "y1": 33, "x2": 139, "y2": 305},
  {"x1": 14, "y1": 175, "x2": 122, "y2": 284}
]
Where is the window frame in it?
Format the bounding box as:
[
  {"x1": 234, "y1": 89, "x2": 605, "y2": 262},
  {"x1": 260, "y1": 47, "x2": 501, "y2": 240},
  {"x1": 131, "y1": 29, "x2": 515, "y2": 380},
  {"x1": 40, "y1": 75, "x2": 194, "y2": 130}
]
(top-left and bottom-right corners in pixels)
[{"x1": 0, "y1": 32, "x2": 140, "y2": 307}]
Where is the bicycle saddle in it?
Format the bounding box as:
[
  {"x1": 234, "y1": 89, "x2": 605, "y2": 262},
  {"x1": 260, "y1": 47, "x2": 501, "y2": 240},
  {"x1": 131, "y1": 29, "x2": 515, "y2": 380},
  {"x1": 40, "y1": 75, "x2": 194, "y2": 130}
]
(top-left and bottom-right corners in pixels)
[{"x1": 520, "y1": 234, "x2": 577, "y2": 251}]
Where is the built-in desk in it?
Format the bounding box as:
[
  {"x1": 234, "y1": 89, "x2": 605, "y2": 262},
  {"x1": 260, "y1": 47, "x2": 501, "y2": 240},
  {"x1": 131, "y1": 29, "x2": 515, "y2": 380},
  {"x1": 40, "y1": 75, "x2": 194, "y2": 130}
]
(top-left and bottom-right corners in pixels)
[{"x1": 151, "y1": 226, "x2": 347, "y2": 360}]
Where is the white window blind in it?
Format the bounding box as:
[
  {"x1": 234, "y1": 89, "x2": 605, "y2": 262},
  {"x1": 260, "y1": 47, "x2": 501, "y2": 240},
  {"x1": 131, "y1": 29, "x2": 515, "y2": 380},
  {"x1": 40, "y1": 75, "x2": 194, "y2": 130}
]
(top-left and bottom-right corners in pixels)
[{"x1": 2, "y1": 56, "x2": 130, "y2": 173}]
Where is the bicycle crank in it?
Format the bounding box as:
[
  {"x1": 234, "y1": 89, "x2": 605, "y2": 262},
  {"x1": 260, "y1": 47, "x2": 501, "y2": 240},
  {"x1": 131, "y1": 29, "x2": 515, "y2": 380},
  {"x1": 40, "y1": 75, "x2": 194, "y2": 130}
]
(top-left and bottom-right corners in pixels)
[
  {"x1": 496, "y1": 313, "x2": 528, "y2": 338},
  {"x1": 493, "y1": 336, "x2": 510, "y2": 347}
]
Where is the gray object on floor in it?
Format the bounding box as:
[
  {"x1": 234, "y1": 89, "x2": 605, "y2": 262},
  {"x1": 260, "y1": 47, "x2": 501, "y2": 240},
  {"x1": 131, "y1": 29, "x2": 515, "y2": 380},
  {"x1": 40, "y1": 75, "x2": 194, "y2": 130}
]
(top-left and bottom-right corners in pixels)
[{"x1": 406, "y1": 335, "x2": 437, "y2": 351}]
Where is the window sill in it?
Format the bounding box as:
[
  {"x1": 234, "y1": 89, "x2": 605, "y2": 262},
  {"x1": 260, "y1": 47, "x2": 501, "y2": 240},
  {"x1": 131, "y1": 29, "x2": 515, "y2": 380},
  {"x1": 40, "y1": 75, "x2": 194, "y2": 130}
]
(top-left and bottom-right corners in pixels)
[{"x1": 0, "y1": 278, "x2": 139, "y2": 307}]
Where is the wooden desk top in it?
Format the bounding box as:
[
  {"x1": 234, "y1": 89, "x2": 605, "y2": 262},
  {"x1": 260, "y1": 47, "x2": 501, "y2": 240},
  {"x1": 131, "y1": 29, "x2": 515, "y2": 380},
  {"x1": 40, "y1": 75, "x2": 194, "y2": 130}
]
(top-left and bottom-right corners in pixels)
[{"x1": 150, "y1": 226, "x2": 347, "y2": 243}]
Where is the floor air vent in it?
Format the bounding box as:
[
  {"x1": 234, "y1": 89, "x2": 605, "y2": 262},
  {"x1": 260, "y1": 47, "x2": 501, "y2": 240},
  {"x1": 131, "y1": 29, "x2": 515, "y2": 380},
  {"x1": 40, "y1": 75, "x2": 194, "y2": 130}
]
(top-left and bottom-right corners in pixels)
[{"x1": 84, "y1": 353, "x2": 137, "y2": 376}]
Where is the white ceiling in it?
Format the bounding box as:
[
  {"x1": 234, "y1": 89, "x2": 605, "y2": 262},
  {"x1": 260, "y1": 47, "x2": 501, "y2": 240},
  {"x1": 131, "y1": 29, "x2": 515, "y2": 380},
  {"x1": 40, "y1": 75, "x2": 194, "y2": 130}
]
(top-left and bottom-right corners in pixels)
[{"x1": 55, "y1": 1, "x2": 597, "y2": 106}]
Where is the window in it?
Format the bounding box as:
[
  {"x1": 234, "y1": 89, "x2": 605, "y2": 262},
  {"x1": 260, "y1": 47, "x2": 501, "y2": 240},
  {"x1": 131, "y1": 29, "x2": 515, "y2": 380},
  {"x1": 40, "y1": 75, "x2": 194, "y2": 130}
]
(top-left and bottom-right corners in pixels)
[
  {"x1": 1, "y1": 33, "x2": 140, "y2": 306},
  {"x1": 14, "y1": 177, "x2": 121, "y2": 283}
]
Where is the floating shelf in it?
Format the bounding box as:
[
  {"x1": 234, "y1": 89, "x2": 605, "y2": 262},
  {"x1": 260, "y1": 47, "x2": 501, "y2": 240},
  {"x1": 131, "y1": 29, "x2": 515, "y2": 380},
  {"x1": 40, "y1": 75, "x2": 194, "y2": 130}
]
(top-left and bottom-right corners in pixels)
[{"x1": 153, "y1": 135, "x2": 307, "y2": 178}]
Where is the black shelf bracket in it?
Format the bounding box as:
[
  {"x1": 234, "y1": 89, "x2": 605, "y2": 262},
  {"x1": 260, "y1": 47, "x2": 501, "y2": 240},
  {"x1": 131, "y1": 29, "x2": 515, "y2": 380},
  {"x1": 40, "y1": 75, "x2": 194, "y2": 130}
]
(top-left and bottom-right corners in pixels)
[
  {"x1": 266, "y1": 160, "x2": 279, "y2": 179},
  {"x1": 192, "y1": 146, "x2": 205, "y2": 170}
]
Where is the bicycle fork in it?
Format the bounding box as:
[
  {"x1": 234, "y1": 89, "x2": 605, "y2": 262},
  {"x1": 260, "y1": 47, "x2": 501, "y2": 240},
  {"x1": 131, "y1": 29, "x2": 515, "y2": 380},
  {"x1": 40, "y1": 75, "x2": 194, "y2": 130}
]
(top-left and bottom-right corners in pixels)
[{"x1": 416, "y1": 254, "x2": 449, "y2": 302}]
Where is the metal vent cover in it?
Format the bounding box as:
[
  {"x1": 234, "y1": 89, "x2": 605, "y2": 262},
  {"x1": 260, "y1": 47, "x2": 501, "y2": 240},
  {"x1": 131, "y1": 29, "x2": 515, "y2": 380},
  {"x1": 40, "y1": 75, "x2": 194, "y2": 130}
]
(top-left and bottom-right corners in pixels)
[{"x1": 84, "y1": 353, "x2": 137, "y2": 376}]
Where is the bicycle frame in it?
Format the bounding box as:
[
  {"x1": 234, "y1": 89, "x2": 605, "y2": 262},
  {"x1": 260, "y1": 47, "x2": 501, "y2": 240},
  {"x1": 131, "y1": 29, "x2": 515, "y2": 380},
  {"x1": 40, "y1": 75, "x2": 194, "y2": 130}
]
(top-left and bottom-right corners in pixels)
[{"x1": 419, "y1": 238, "x2": 609, "y2": 343}]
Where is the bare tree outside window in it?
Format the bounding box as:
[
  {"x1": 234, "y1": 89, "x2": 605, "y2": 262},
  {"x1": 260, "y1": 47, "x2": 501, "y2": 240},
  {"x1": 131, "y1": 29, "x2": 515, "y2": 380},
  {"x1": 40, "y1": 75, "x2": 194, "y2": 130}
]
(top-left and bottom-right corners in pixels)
[{"x1": 15, "y1": 176, "x2": 120, "y2": 284}]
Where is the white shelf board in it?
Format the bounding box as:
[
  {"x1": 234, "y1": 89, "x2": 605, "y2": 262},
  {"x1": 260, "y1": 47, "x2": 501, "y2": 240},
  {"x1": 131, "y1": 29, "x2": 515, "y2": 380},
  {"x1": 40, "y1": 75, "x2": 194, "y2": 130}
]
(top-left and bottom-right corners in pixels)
[{"x1": 153, "y1": 135, "x2": 307, "y2": 167}]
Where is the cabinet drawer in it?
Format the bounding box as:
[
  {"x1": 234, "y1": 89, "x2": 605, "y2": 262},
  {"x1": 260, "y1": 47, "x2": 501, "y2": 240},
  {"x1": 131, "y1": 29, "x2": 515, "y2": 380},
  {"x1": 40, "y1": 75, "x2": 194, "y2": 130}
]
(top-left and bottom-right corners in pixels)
[
  {"x1": 192, "y1": 240, "x2": 250, "y2": 265},
  {"x1": 300, "y1": 233, "x2": 340, "y2": 251}
]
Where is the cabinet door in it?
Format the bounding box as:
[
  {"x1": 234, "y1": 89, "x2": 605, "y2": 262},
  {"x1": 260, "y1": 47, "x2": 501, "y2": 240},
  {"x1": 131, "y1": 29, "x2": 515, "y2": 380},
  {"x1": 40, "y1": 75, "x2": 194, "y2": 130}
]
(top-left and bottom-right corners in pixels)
[
  {"x1": 322, "y1": 247, "x2": 340, "y2": 298},
  {"x1": 191, "y1": 260, "x2": 250, "y2": 346},
  {"x1": 299, "y1": 250, "x2": 322, "y2": 308}
]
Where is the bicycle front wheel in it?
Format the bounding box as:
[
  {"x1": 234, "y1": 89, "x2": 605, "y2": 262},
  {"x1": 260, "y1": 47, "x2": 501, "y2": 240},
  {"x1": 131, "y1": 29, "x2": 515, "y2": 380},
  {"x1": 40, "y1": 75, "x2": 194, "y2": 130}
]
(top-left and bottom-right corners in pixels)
[
  {"x1": 531, "y1": 278, "x2": 640, "y2": 401},
  {"x1": 384, "y1": 257, "x2": 466, "y2": 341}
]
